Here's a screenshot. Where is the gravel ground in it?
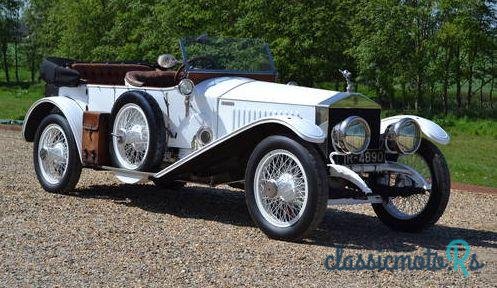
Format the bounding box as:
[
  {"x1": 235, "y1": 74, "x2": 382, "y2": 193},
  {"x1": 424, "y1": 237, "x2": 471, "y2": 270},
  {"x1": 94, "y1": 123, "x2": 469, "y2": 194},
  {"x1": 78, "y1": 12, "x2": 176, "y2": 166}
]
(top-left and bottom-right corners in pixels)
[{"x1": 1, "y1": 129, "x2": 496, "y2": 287}]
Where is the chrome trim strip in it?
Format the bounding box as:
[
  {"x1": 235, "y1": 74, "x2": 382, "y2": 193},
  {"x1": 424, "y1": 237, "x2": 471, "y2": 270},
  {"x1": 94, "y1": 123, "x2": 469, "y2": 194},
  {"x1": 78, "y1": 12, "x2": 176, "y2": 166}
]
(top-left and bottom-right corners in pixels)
[{"x1": 87, "y1": 83, "x2": 178, "y2": 92}]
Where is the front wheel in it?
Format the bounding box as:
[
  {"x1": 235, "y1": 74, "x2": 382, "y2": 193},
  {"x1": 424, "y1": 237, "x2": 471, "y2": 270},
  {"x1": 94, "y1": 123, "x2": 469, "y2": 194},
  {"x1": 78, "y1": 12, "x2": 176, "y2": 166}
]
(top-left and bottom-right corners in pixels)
[
  {"x1": 372, "y1": 139, "x2": 450, "y2": 232},
  {"x1": 245, "y1": 135, "x2": 328, "y2": 240},
  {"x1": 33, "y1": 114, "x2": 82, "y2": 193}
]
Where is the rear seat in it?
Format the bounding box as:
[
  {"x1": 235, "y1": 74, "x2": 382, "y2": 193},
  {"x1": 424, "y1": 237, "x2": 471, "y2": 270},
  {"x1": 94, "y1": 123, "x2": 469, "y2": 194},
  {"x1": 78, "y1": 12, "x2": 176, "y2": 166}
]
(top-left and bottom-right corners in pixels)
[{"x1": 71, "y1": 63, "x2": 154, "y2": 85}]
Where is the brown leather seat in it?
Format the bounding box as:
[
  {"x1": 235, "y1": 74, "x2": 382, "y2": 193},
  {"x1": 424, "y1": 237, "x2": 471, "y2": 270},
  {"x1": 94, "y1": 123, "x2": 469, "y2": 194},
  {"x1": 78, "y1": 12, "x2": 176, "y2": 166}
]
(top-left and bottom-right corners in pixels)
[
  {"x1": 124, "y1": 70, "x2": 177, "y2": 87},
  {"x1": 71, "y1": 63, "x2": 154, "y2": 85}
]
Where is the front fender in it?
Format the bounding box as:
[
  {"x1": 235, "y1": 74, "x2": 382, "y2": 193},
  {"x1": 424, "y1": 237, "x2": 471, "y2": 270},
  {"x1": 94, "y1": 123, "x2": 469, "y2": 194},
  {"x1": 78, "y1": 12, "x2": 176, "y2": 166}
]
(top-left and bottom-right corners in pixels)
[
  {"x1": 380, "y1": 115, "x2": 450, "y2": 145},
  {"x1": 23, "y1": 96, "x2": 85, "y2": 159},
  {"x1": 261, "y1": 115, "x2": 325, "y2": 143}
]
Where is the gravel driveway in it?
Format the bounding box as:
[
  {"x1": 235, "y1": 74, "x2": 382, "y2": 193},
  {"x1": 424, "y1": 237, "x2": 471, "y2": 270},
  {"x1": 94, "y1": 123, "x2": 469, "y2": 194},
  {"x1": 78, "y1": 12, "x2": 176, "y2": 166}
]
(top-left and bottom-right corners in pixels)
[{"x1": 1, "y1": 129, "x2": 496, "y2": 287}]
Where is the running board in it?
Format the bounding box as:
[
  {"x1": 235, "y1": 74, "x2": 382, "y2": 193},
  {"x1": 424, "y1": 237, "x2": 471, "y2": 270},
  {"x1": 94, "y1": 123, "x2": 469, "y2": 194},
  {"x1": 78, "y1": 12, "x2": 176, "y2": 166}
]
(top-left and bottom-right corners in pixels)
[
  {"x1": 100, "y1": 166, "x2": 155, "y2": 177},
  {"x1": 100, "y1": 165, "x2": 154, "y2": 184},
  {"x1": 328, "y1": 195, "x2": 383, "y2": 206}
]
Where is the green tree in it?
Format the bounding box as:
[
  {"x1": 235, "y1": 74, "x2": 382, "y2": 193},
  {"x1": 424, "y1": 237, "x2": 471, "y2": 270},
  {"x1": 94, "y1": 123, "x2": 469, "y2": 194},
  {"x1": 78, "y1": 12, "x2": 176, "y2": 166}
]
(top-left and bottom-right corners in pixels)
[
  {"x1": 0, "y1": 0, "x2": 21, "y2": 82},
  {"x1": 235, "y1": 0, "x2": 352, "y2": 86}
]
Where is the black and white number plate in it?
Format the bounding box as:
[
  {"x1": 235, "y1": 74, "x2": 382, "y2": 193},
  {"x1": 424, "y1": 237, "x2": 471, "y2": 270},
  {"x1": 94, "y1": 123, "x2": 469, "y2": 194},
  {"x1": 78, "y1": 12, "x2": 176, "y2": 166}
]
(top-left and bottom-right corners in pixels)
[{"x1": 342, "y1": 150, "x2": 385, "y2": 165}]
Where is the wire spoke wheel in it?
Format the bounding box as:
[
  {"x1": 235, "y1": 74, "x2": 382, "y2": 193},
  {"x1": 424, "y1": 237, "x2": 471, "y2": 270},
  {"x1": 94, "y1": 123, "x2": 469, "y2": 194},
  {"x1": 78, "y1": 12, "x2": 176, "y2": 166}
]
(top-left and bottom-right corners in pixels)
[
  {"x1": 37, "y1": 124, "x2": 69, "y2": 185},
  {"x1": 112, "y1": 103, "x2": 150, "y2": 170},
  {"x1": 246, "y1": 136, "x2": 328, "y2": 239},
  {"x1": 254, "y1": 149, "x2": 309, "y2": 227},
  {"x1": 373, "y1": 140, "x2": 450, "y2": 232},
  {"x1": 384, "y1": 153, "x2": 432, "y2": 220}
]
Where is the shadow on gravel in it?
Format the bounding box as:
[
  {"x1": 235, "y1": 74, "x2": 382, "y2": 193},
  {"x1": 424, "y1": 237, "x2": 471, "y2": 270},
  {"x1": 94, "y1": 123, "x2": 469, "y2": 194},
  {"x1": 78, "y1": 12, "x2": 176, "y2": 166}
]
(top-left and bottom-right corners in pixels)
[
  {"x1": 311, "y1": 210, "x2": 497, "y2": 252},
  {"x1": 73, "y1": 184, "x2": 252, "y2": 227},
  {"x1": 73, "y1": 184, "x2": 497, "y2": 252}
]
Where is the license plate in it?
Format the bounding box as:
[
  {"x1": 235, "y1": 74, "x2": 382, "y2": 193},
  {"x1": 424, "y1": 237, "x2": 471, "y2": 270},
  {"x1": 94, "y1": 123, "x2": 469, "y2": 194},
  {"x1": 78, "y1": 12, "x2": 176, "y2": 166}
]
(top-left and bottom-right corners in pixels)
[{"x1": 342, "y1": 150, "x2": 385, "y2": 165}]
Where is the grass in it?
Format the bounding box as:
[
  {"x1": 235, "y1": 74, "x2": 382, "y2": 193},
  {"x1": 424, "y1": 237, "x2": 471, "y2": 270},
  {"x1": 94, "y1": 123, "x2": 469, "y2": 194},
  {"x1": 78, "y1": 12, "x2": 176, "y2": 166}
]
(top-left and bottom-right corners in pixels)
[
  {"x1": 0, "y1": 82, "x2": 43, "y2": 120},
  {"x1": 0, "y1": 82, "x2": 495, "y2": 187},
  {"x1": 441, "y1": 134, "x2": 497, "y2": 188},
  {"x1": 435, "y1": 117, "x2": 497, "y2": 188},
  {"x1": 0, "y1": 67, "x2": 43, "y2": 120}
]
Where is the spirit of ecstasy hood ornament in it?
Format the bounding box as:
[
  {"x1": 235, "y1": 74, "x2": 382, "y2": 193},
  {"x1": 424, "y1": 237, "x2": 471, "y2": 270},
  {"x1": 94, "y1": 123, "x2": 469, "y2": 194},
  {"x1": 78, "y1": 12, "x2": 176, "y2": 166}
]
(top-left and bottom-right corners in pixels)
[{"x1": 339, "y1": 69, "x2": 354, "y2": 93}]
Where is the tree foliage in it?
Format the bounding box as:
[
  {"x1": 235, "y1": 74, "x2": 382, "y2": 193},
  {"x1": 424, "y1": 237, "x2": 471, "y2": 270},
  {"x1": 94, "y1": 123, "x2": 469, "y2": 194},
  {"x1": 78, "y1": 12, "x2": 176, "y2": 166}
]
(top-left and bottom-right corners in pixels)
[{"x1": 3, "y1": 0, "x2": 497, "y2": 115}]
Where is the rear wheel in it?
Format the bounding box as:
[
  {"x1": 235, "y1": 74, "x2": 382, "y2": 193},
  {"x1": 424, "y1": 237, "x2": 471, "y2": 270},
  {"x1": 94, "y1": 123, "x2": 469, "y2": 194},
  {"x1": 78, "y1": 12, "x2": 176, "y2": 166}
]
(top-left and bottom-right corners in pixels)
[
  {"x1": 245, "y1": 135, "x2": 328, "y2": 240},
  {"x1": 372, "y1": 140, "x2": 450, "y2": 232},
  {"x1": 33, "y1": 114, "x2": 82, "y2": 193}
]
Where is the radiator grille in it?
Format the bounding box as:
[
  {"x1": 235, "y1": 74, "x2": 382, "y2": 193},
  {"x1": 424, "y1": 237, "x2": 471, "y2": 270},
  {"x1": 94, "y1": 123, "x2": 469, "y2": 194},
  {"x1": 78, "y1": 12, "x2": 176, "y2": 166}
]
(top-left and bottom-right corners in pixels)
[{"x1": 327, "y1": 108, "x2": 381, "y2": 154}]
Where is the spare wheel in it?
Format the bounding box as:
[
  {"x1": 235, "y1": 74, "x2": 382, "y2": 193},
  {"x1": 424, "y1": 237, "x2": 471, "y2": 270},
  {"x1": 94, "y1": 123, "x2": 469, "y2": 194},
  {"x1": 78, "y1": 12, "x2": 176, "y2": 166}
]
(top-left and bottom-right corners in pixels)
[{"x1": 109, "y1": 91, "x2": 167, "y2": 171}]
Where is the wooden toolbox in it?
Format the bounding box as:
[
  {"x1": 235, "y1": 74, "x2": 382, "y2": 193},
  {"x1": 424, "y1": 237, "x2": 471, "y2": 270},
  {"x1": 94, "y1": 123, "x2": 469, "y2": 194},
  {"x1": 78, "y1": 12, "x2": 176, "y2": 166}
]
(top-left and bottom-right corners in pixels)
[{"x1": 82, "y1": 111, "x2": 110, "y2": 167}]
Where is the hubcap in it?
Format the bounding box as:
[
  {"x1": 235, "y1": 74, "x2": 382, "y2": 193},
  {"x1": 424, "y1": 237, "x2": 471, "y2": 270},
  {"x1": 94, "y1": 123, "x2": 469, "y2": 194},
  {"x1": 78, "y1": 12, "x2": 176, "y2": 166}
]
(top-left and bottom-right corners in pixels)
[
  {"x1": 38, "y1": 124, "x2": 69, "y2": 185},
  {"x1": 254, "y1": 149, "x2": 308, "y2": 228},
  {"x1": 276, "y1": 173, "x2": 298, "y2": 202},
  {"x1": 112, "y1": 103, "x2": 150, "y2": 170}
]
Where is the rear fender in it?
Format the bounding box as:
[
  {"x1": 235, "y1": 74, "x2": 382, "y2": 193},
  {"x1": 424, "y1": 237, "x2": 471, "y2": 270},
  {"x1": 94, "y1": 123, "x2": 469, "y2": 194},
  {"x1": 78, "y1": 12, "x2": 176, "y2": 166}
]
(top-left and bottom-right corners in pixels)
[{"x1": 23, "y1": 96, "x2": 85, "y2": 159}]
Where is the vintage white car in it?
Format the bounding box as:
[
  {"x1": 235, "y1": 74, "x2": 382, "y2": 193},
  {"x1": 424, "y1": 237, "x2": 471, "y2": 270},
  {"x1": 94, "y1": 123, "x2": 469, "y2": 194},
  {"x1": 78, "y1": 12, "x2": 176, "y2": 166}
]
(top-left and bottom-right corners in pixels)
[{"x1": 23, "y1": 36, "x2": 451, "y2": 240}]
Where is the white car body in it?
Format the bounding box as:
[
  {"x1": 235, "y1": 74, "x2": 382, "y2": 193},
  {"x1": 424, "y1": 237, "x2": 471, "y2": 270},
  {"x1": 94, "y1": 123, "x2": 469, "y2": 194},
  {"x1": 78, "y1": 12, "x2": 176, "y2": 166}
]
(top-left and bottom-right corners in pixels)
[
  {"x1": 21, "y1": 36, "x2": 450, "y2": 200},
  {"x1": 24, "y1": 76, "x2": 449, "y2": 185}
]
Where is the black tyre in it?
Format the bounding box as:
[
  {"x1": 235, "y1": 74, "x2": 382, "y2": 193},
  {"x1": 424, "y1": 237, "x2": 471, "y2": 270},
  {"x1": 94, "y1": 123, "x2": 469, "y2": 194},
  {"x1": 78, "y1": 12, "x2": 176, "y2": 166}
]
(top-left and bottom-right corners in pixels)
[
  {"x1": 33, "y1": 114, "x2": 82, "y2": 193},
  {"x1": 372, "y1": 139, "x2": 450, "y2": 232},
  {"x1": 109, "y1": 91, "x2": 166, "y2": 172},
  {"x1": 245, "y1": 135, "x2": 328, "y2": 240}
]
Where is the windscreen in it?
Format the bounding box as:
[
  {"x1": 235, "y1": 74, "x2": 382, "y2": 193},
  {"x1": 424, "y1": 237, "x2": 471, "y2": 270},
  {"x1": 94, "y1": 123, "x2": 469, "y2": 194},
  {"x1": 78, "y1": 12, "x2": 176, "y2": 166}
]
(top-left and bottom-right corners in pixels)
[{"x1": 180, "y1": 36, "x2": 276, "y2": 74}]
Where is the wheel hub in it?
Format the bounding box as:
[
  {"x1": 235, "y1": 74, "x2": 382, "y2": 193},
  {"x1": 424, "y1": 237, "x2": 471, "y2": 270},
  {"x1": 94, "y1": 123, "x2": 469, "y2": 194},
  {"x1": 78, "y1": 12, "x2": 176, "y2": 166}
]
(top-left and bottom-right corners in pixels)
[
  {"x1": 112, "y1": 103, "x2": 150, "y2": 170},
  {"x1": 37, "y1": 124, "x2": 69, "y2": 185},
  {"x1": 254, "y1": 149, "x2": 309, "y2": 228},
  {"x1": 276, "y1": 173, "x2": 297, "y2": 202},
  {"x1": 117, "y1": 125, "x2": 144, "y2": 143},
  {"x1": 41, "y1": 143, "x2": 65, "y2": 162},
  {"x1": 263, "y1": 179, "x2": 278, "y2": 198},
  {"x1": 262, "y1": 173, "x2": 298, "y2": 202}
]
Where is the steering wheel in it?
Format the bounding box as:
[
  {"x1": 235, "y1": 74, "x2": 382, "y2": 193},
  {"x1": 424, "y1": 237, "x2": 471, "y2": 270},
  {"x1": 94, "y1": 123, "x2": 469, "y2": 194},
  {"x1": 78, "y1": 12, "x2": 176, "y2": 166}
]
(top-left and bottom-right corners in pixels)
[{"x1": 174, "y1": 56, "x2": 217, "y2": 83}]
